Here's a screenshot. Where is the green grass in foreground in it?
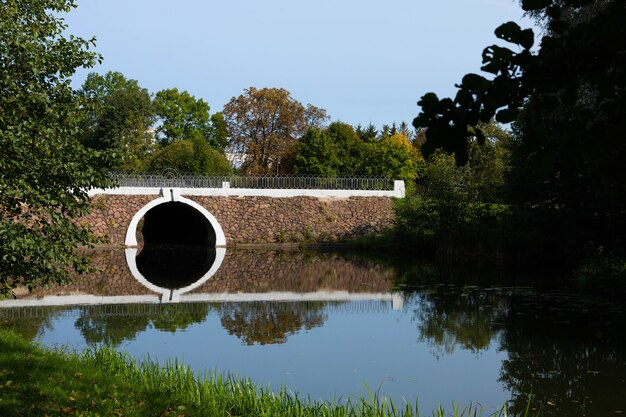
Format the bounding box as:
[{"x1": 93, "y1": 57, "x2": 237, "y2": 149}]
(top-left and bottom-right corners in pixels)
[{"x1": 0, "y1": 329, "x2": 537, "y2": 416}]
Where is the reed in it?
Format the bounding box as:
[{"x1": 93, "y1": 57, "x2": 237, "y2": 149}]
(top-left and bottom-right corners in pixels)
[
  {"x1": 0, "y1": 328, "x2": 538, "y2": 416},
  {"x1": 82, "y1": 345, "x2": 538, "y2": 417}
]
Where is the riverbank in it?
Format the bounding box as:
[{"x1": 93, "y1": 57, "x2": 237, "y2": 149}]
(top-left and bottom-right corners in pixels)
[{"x1": 0, "y1": 329, "x2": 535, "y2": 417}]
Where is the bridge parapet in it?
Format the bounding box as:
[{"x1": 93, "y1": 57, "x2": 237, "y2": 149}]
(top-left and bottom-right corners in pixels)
[
  {"x1": 83, "y1": 176, "x2": 403, "y2": 247},
  {"x1": 89, "y1": 174, "x2": 405, "y2": 198}
]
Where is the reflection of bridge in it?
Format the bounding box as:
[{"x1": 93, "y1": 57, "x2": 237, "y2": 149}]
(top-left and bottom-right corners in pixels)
[
  {"x1": 1, "y1": 249, "x2": 404, "y2": 306},
  {"x1": 83, "y1": 175, "x2": 405, "y2": 247},
  {"x1": 0, "y1": 297, "x2": 405, "y2": 319}
]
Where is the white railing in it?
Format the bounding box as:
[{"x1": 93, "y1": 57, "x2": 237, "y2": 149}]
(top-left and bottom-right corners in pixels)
[{"x1": 111, "y1": 173, "x2": 395, "y2": 191}]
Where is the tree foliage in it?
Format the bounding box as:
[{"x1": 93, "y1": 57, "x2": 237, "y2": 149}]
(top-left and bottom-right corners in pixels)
[
  {"x1": 79, "y1": 76, "x2": 234, "y2": 174},
  {"x1": 292, "y1": 122, "x2": 368, "y2": 177},
  {"x1": 325, "y1": 122, "x2": 364, "y2": 175},
  {"x1": 147, "y1": 137, "x2": 232, "y2": 176},
  {"x1": 210, "y1": 111, "x2": 228, "y2": 151},
  {"x1": 362, "y1": 133, "x2": 423, "y2": 183},
  {"x1": 356, "y1": 123, "x2": 378, "y2": 143},
  {"x1": 465, "y1": 122, "x2": 511, "y2": 203},
  {"x1": 223, "y1": 87, "x2": 328, "y2": 175},
  {"x1": 293, "y1": 121, "x2": 423, "y2": 183},
  {"x1": 395, "y1": 123, "x2": 511, "y2": 256},
  {"x1": 0, "y1": 0, "x2": 114, "y2": 290},
  {"x1": 79, "y1": 71, "x2": 155, "y2": 172},
  {"x1": 293, "y1": 128, "x2": 343, "y2": 177},
  {"x1": 153, "y1": 88, "x2": 213, "y2": 146},
  {"x1": 413, "y1": 0, "x2": 626, "y2": 255}
]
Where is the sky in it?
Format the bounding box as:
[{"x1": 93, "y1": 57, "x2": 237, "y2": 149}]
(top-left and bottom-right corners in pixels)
[{"x1": 64, "y1": 0, "x2": 535, "y2": 130}]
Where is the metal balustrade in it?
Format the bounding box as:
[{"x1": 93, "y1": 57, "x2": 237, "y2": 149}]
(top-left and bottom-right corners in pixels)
[
  {"x1": 111, "y1": 173, "x2": 395, "y2": 191},
  {"x1": 110, "y1": 173, "x2": 224, "y2": 189}
]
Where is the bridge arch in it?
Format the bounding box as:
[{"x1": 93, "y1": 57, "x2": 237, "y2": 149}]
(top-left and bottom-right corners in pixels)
[{"x1": 124, "y1": 188, "x2": 226, "y2": 247}]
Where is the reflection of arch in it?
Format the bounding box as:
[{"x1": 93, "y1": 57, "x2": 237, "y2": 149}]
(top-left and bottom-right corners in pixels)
[
  {"x1": 125, "y1": 188, "x2": 226, "y2": 247},
  {"x1": 136, "y1": 246, "x2": 217, "y2": 288},
  {"x1": 125, "y1": 247, "x2": 226, "y2": 303}
]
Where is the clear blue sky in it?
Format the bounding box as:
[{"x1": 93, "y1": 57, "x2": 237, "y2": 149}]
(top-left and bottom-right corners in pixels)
[{"x1": 64, "y1": 0, "x2": 534, "y2": 130}]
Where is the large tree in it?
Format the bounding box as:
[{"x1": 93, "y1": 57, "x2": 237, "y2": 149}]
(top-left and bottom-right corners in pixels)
[
  {"x1": 147, "y1": 136, "x2": 232, "y2": 176},
  {"x1": 293, "y1": 127, "x2": 343, "y2": 177},
  {"x1": 79, "y1": 71, "x2": 155, "y2": 172},
  {"x1": 223, "y1": 87, "x2": 328, "y2": 175},
  {"x1": 325, "y1": 122, "x2": 364, "y2": 175},
  {"x1": 0, "y1": 0, "x2": 114, "y2": 291},
  {"x1": 413, "y1": 0, "x2": 626, "y2": 256},
  {"x1": 291, "y1": 122, "x2": 365, "y2": 176},
  {"x1": 362, "y1": 132, "x2": 424, "y2": 183},
  {"x1": 153, "y1": 88, "x2": 214, "y2": 146}
]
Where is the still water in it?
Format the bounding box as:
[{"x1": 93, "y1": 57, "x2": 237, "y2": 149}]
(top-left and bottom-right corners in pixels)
[{"x1": 1, "y1": 248, "x2": 625, "y2": 416}]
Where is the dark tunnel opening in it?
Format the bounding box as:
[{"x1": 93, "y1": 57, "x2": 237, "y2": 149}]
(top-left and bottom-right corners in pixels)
[
  {"x1": 140, "y1": 202, "x2": 216, "y2": 246},
  {"x1": 136, "y1": 202, "x2": 218, "y2": 289}
]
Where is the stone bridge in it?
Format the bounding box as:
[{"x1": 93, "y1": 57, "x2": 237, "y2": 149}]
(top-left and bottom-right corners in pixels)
[{"x1": 83, "y1": 177, "x2": 405, "y2": 248}]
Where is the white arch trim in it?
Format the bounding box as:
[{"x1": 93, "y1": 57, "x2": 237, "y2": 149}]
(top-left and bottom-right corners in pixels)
[
  {"x1": 124, "y1": 187, "x2": 226, "y2": 247},
  {"x1": 125, "y1": 247, "x2": 226, "y2": 303}
]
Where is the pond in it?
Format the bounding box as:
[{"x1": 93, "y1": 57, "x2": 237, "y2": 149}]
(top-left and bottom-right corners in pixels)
[{"x1": 1, "y1": 247, "x2": 625, "y2": 416}]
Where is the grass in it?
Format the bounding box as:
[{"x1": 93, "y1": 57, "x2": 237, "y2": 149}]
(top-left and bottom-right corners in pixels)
[{"x1": 0, "y1": 328, "x2": 538, "y2": 416}]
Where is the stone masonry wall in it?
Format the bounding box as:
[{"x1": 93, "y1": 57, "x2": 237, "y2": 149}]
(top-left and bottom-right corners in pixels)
[{"x1": 82, "y1": 193, "x2": 396, "y2": 246}]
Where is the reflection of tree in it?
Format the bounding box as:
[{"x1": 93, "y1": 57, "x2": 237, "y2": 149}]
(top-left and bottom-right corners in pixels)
[
  {"x1": 412, "y1": 287, "x2": 506, "y2": 355},
  {"x1": 0, "y1": 306, "x2": 72, "y2": 342},
  {"x1": 413, "y1": 286, "x2": 626, "y2": 415},
  {"x1": 75, "y1": 306, "x2": 151, "y2": 346},
  {"x1": 75, "y1": 303, "x2": 210, "y2": 346},
  {"x1": 499, "y1": 294, "x2": 626, "y2": 417},
  {"x1": 152, "y1": 303, "x2": 210, "y2": 333},
  {"x1": 391, "y1": 262, "x2": 440, "y2": 291},
  {"x1": 219, "y1": 301, "x2": 326, "y2": 345}
]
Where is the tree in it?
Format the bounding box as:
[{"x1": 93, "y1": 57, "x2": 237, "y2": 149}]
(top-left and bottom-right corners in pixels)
[
  {"x1": 294, "y1": 122, "x2": 423, "y2": 181},
  {"x1": 189, "y1": 133, "x2": 233, "y2": 176},
  {"x1": 292, "y1": 122, "x2": 366, "y2": 177},
  {"x1": 325, "y1": 121, "x2": 365, "y2": 175},
  {"x1": 210, "y1": 111, "x2": 229, "y2": 151},
  {"x1": 304, "y1": 103, "x2": 329, "y2": 130},
  {"x1": 293, "y1": 128, "x2": 342, "y2": 176},
  {"x1": 413, "y1": 0, "x2": 626, "y2": 256},
  {"x1": 356, "y1": 123, "x2": 378, "y2": 143},
  {"x1": 394, "y1": 144, "x2": 511, "y2": 256},
  {"x1": 0, "y1": 0, "x2": 114, "y2": 291},
  {"x1": 147, "y1": 137, "x2": 232, "y2": 175},
  {"x1": 222, "y1": 87, "x2": 328, "y2": 175},
  {"x1": 153, "y1": 88, "x2": 214, "y2": 146},
  {"x1": 362, "y1": 132, "x2": 424, "y2": 183},
  {"x1": 398, "y1": 121, "x2": 415, "y2": 140},
  {"x1": 464, "y1": 121, "x2": 511, "y2": 203},
  {"x1": 79, "y1": 71, "x2": 155, "y2": 172}
]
